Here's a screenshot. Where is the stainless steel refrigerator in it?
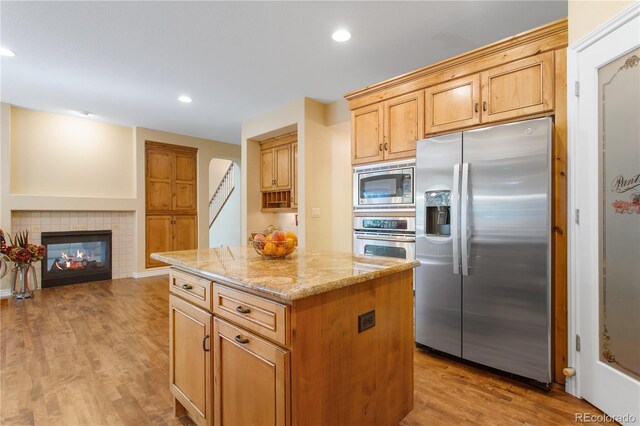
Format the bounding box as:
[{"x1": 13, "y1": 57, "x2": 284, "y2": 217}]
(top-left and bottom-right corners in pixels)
[{"x1": 415, "y1": 117, "x2": 551, "y2": 384}]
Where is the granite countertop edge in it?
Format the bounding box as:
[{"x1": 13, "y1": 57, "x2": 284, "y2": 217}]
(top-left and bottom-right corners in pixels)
[{"x1": 150, "y1": 252, "x2": 419, "y2": 302}]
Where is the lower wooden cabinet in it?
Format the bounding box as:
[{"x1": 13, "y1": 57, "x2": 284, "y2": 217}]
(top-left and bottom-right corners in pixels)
[
  {"x1": 169, "y1": 295, "x2": 213, "y2": 426},
  {"x1": 146, "y1": 214, "x2": 197, "y2": 267},
  {"x1": 169, "y1": 269, "x2": 413, "y2": 426},
  {"x1": 213, "y1": 318, "x2": 289, "y2": 426},
  {"x1": 170, "y1": 277, "x2": 289, "y2": 426}
]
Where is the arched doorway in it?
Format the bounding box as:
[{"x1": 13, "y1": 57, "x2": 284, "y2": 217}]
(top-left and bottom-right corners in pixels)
[{"x1": 208, "y1": 158, "x2": 241, "y2": 247}]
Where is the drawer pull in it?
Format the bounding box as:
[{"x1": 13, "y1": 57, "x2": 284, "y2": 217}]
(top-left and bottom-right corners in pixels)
[
  {"x1": 235, "y1": 335, "x2": 249, "y2": 345},
  {"x1": 181, "y1": 284, "x2": 193, "y2": 290},
  {"x1": 202, "y1": 335, "x2": 210, "y2": 352},
  {"x1": 236, "y1": 305, "x2": 251, "y2": 314}
]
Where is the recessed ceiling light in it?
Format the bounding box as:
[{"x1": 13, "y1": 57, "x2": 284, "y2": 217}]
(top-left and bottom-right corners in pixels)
[
  {"x1": 0, "y1": 47, "x2": 16, "y2": 57},
  {"x1": 331, "y1": 29, "x2": 351, "y2": 42},
  {"x1": 178, "y1": 95, "x2": 192, "y2": 104}
]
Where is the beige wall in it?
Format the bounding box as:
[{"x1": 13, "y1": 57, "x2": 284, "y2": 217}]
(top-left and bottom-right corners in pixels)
[
  {"x1": 241, "y1": 98, "x2": 305, "y2": 245},
  {"x1": 304, "y1": 99, "x2": 352, "y2": 253},
  {"x1": 241, "y1": 97, "x2": 352, "y2": 253},
  {"x1": 10, "y1": 107, "x2": 135, "y2": 197},
  {"x1": 569, "y1": 0, "x2": 635, "y2": 43}
]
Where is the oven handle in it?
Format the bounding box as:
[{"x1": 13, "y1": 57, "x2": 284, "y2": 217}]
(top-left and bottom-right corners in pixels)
[{"x1": 355, "y1": 235, "x2": 416, "y2": 243}]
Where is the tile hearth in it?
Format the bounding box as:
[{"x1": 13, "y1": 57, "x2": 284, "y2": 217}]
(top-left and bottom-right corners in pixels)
[{"x1": 10, "y1": 211, "x2": 134, "y2": 286}]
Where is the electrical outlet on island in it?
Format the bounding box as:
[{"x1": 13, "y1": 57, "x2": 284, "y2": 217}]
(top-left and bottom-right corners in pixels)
[{"x1": 311, "y1": 208, "x2": 320, "y2": 218}]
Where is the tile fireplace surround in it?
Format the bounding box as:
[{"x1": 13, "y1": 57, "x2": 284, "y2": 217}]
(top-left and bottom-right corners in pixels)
[{"x1": 10, "y1": 211, "x2": 135, "y2": 287}]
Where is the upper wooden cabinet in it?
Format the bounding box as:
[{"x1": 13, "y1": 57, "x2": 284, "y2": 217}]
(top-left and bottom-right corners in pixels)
[
  {"x1": 425, "y1": 75, "x2": 480, "y2": 134},
  {"x1": 352, "y1": 95, "x2": 422, "y2": 165},
  {"x1": 173, "y1": 152, "x2": 198, "y2": 212},
  {"x1": 351, "y1": 104, "x2": 384, "y2": 164},
  {"x1": 261, "y1": 144, "x2": 291, "y2": 191},
  {"x1": 146, "y1": 142, "x2": 198, "y2": 214},
  {"x1": 480, "y1": 51, "x2": 554, "y2": 123},
  {"x1": 259, "y1": 131, "x2": 297, "y2": 211},
  {"x1": 384, "y1": 91, "x2": 424, "y2": 160}
]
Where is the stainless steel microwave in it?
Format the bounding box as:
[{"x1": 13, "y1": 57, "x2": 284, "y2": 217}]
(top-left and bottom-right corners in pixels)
[{"x1": 353, "y1": 160, "x2": 415, "y2": 211}]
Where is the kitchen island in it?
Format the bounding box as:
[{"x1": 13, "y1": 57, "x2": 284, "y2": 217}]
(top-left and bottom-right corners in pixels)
[{"x1": 152, "y1": 246, "x2": 419, "y2": 426}]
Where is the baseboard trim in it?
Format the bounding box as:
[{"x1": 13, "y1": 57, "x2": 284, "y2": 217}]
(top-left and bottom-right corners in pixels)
[
  {"x1": 0, "y1": 289, "x2": 13, "y2": 299},
  {"x1": 133, "y1": 267, "x2": 170, "y2": 278}
]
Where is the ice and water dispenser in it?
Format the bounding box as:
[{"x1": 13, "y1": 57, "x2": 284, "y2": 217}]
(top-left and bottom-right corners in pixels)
[{"x1": 425, "y1": 191, "x2": 451, "y2": 236}]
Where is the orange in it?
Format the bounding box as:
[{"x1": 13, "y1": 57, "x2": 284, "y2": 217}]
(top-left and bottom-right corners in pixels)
[
  {"x1": 284, "y1": 238, "x2": 295, "y2": 251},
  {"x1": 285, "y1": 232, "x2": 298, "y2": 243},
  {"x1": 263, "y1": 242, "x2": 276, "y2": 256}
]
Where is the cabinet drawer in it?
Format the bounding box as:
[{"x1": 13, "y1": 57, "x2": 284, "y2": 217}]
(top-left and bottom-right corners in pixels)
[
  {"x1": 170, "y1": 269, "x2": 212, "y2": 311},
  {"x1": 213, "y1": 285, "x2": 289, "y2": 347}
]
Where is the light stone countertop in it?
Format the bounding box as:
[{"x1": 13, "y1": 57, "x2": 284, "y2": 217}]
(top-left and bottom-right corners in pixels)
[{"x1": 151, "y1": 246, "x2": 419, "y2": 302}]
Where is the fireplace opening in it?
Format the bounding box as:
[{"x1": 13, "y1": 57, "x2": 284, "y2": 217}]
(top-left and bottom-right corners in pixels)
[{"x1": 41, "y1": 230, "x2": 112, "y2": 287}]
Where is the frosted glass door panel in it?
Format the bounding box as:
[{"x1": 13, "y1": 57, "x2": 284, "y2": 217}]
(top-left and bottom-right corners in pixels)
[{"x1": 599, "y1": 49, "x2": 640, "y2": 381}]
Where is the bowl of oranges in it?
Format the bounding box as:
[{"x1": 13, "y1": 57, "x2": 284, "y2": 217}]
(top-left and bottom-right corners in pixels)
[{"x1": 252, "y1": 229, "x2": 298, "y2": 259}]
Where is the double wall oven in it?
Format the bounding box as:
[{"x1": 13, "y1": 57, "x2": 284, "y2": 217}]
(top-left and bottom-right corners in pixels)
[
  {"x1": 353, "y1": 160, "x2": 416, "y2": 260},
  {"x1": 353, "y1": 217, "x2": 415, "y2": 260}
]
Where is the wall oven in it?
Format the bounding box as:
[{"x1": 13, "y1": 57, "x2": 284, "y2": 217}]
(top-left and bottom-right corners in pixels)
[
  {"x1": 353, "y1": 160, "x2": 415, "y2": 212},
  {"x1": 353, "y1": 216, "x2": 416, "y2": 260}
]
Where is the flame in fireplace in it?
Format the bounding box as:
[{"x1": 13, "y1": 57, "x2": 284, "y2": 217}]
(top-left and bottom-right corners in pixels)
[
  {"x1": 54, "y1": 260, "x2": 72, "y2": 270},
  {"x1": 61, "y1": 250, "x2": 84, "y2": 259}
]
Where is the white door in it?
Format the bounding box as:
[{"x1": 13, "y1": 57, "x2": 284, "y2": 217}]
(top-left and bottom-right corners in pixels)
[{"x1": 573, "y1": 4, "x2": 640, "y2": 425}]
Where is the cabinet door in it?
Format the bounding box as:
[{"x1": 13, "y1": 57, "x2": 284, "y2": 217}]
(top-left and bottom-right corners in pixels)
[
  {"x1": 274, "y1": 144, "x2": 291, "y2": 190},
  {"x1": 146, "y1": 215, "x2": 172, "y2": 268},
  {"x1": 425, "y1": 74, "x2": 480, "y2": 134},
  {"x1": 480, "y1": 51, "x2": 554, "y2": 123},
  {"x1": 173, "y1": 152, "x2": 197, "y2": 213},
  {"x1": 146, "y1": 148, "x2": 173, "y2": 212},
  {"x1": 351, "y1": 104, "x2": 384, "y2": 165},
  {"x1": 173, "y1": 215, "x2": 198, "y2": 252},
  {"x1": 384, "y1": 91, "x2": 424, "y2": 160},
  {"x1": 291, "y1": 143, "x2": 298, "y2": 208},
  {"x1": 214, "y1": 318, "x2": 289, "y2": 426},
  {"x1": 169, "y1": 295, "x2": 213, "y2": 426},
  {"x1": 261, "y1": 149, "x2": 275, "y2": 191}
]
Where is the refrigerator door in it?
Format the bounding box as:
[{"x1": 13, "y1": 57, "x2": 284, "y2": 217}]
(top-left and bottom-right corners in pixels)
[
  {"x1": 461, "y1": 117, "x2": 551, "y2": 383},
  {"x1": 415, "y1": 133, "x2": 462, "y2": 356}
]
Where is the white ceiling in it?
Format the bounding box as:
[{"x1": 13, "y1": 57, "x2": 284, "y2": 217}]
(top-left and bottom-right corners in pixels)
[{"x1": 0, "y1": 1, "x2": 567, "y2": 144}]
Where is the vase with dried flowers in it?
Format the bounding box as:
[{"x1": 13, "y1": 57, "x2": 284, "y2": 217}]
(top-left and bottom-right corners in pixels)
[{"x1": 0, "y1": 229, "x2": 45, "y2": 299}]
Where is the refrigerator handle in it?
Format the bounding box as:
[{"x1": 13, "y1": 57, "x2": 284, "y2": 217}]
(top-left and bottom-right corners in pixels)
[
  {"x1": 461, "y1": 163, "x2": 469, "y2": 276},
  {"x1": 451, "y1": 164, "x2": 461, "y2": 275}
]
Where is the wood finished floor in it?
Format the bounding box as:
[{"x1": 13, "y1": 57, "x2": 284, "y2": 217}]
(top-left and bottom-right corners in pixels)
[{"x1": 1, "y1": 276, "x2": 607, "y2": 426}]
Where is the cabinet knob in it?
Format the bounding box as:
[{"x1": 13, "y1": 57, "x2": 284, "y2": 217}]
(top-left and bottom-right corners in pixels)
[
  {"x1": 474, "y1": 102, "x2": 479, "y2": 113},
  {"x1": 384, "y1": 143, "x2": 388, "y2": 151},
  {"x1": 236, "y1": 305, "x2": 251, "y2": 314},
  {"x1": 202, "y1": 335, "x2": 210, "y2": 352},
  {"x1": 181, "y1": 283, "x2": 193, "y2": 290},
  {"x1": 235, "y1": 335, "x2": 249, "y2": 345},
  {"x1": 379, "y1": 143, "x2": 383, "y2": 152},
  {"x1": 482, "y1": 101, "x2": 487, "y2": 112}
]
